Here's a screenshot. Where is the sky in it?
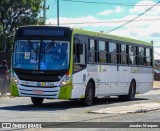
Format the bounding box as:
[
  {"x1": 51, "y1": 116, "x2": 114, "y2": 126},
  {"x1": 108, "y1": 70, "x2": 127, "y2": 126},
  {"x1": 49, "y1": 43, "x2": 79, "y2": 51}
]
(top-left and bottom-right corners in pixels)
[{"x1": 40, "y1": 0, "x2": 160, "y2": 59}]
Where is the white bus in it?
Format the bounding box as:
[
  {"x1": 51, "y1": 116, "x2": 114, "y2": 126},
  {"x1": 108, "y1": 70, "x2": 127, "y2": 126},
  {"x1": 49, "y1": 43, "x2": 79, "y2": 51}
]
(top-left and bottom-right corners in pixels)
[{"x1": 11, "y1": 26, "x2": 153, "y2": 106}]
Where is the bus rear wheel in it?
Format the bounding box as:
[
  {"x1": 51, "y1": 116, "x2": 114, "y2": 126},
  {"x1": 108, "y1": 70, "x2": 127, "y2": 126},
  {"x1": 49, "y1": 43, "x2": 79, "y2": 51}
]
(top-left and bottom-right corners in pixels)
[
  {"x1": 127, "y1": 81, "x2": 136, "y2": 101},
  {"x1": 31, "y1": 97, "x2": 44, "y2": 105},
  {"x1": 118, "y1": 81, "x2": 136, "y2": 101},
  {"x1": 81, "y1": 82, "x2": 94, "y2": 106}
]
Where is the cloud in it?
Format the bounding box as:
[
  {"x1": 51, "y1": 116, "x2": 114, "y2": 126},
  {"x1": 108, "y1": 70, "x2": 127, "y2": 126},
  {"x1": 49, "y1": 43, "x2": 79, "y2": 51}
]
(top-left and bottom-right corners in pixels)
[
  {"x1": 46, "y1": 14, "x2": 160, "y2": 41},
  {"x1": 98, "y1": 6, "x2": 124, "y2": 16},
  {"x1": 154, "y1": 47, "x2": 160, "y2": 60},
  {"x1": 109, "y1": 0, "x2": 160, "y2": 44},
  {"x1": 98, "y1": 10, "x2": 113, "y2": 16},
  {"x1": 150, "y1": 32, "x2": 160, "y2": 38},
  {"x1": 115, "y1": 6, "x2": 124, "y2": 13},
  {"x1": 46, "y1": 0, "x2": 160, "y2": 58},
  {"x1": 129, "y1": 0, "x2": 160, "y2": 16},
  {"x1": 129, "y1": 0, "x2": 155, "y2": 13}
]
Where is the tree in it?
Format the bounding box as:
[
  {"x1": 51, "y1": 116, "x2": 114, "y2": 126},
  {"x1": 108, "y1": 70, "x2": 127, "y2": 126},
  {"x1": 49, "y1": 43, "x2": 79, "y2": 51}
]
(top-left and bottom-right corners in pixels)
[
  {"x1": 0, "y1": 24, "x2": 5, "y2": 50},
  {"x1": 0, "y1": 0, "x2": 43, "y2": 51}
]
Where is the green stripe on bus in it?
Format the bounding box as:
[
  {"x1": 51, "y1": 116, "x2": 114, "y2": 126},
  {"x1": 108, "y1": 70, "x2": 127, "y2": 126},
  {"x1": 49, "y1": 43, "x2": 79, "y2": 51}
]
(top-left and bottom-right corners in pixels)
[
  {"x1": 58, "y1": 85, "x2": 72, "y2": 99},
  {"x1": 11, "y1": 82, "x2": 19, "y2": 96},
  {"x1": 73, "y1": 28, "x2": 152, "y2": 46}
]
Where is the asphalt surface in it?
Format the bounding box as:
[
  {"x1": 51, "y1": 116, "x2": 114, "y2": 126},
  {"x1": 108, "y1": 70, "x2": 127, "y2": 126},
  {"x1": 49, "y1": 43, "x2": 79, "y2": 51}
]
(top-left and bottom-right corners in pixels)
[{"x1": 0, "y1": 89, "x2": 160, "y2": 130}]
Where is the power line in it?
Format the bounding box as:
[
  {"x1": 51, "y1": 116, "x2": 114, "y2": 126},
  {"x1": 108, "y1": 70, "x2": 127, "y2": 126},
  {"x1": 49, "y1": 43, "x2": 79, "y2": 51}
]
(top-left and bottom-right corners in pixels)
[
  {"x1": 155, "y1": 52, "x2": 160, "y2": 56},
  {"x1": 61, "y1": 0, "x2": 160, "y2": 6},
  {"x1": 46, "y1": 17, "x2": 160, "y2": 25},
  {"x1": 107, "y1": 1, "x2": 160, "y2": 33}
]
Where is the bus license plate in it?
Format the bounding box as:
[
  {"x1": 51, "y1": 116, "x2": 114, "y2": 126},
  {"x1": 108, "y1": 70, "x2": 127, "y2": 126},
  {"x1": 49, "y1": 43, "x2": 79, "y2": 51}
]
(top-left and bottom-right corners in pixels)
[
  {"x1": 33, "y1": 90, "x2": 43, "y2": 94},
  {"x1": 44, "y1": 82, "x2": 54, "y2": 87}
]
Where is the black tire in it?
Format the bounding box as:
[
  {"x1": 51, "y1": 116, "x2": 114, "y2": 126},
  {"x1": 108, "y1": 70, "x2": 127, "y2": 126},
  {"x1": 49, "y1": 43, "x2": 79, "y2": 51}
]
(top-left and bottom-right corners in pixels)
[
  {"x1": 31, "y1": 97, "x2": 44, "y2": 106},
  {"x1": 81, "y1": 82, "x2": 94, "y2": 106},
  {"x1": 118, "y1": 95, "x2": 126, "y2": 101},
  {"x1": 118, "y1": 81, "x2": 136, "y2": 101},
  {"x1": 127, "y1": 81, "x2": 136, "y2": 101}
]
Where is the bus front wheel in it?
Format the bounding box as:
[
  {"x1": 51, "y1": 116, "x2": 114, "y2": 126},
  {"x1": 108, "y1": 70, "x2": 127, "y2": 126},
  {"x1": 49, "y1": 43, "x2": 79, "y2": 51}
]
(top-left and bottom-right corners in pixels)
[
  {"x1": 81, "y1": 82, "x2": 94, "y2": 106},
  {"x1": 31, "y1": 97, "x2": 44, "y2": 105}
]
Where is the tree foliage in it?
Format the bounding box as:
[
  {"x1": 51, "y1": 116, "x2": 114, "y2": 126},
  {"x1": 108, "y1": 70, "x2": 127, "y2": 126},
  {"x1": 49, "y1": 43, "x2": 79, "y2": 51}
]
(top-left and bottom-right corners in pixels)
[{"x1": 0, "y1": 0, "x2": 43, "y2": 51}]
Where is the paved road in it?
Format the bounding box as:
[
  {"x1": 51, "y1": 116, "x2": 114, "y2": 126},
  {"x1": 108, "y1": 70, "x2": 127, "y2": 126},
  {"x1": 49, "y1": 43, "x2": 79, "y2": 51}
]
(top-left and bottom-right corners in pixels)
[{"x1": 0, "y1": 90, "x2": 160, "y2": 130}]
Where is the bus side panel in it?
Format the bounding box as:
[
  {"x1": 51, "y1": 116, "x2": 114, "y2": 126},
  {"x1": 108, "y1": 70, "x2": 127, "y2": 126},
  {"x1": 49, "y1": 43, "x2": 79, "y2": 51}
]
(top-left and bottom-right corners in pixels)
[
  {"x1": 137, "y1": 83, "x2": 152, "y2": 94},
  {"x1": 58, "y1": 85, "x2": 72, "y2": 99},
  {"x1": 136, "y1": 67, "x2": 153, "y2": 94},
  {"x1": 71, "y1": 84, "x2": 86, "y2": 99},
  {"x1": 71, "y1": 64, "x2": 99, "y2": 99},
  {"x1": 97, "y1": 65, "x2": 120, "y2": 95},
  {"x1": 118, "y1": 66, "x2": 131, "y2": 95},
  {"x1": 71, "y1": 69, "x2": 88, "y2": 99}
]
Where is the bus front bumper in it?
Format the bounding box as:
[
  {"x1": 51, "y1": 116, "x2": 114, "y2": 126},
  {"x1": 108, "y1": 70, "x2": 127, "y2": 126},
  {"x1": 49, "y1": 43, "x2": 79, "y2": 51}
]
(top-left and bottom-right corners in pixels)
[
  {"x1": 18, "y1": 85, "x2": 60, "y2": 99},
  {"x1": 11, "y1": 83, "x2": 72, "y2": 99}
]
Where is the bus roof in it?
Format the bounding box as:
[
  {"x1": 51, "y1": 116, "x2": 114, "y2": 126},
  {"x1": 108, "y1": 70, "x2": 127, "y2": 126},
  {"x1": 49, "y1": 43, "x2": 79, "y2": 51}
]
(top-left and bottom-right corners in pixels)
[
  {"x1": 17, "y1": 26, "x2": 152, "y2": 47},
  {"x1": 72, "y1": 28, "x2": 152, "y2": 47}
]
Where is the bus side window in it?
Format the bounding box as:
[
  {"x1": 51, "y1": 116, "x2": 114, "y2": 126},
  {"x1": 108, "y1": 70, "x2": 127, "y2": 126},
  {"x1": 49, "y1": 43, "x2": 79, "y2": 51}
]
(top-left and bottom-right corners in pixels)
[
  {"x1": 121, "y1": 44, "x2": 127, "y2": 64},
  {"x1": 138, "y1": 47, "x2": 145, "y2": 65},
  {"x1": 146, "y1": 48, "x2": 152, "y2": 66},
  {"x1": 76, "y1": 44, "x2": 85, "y2": 64},
  {"x1": 73, "y1": 37, "x2": 86, "y2": 72},
  {"x1": 98, "y1": 41, "x2": 106, "y2": 63},
  {"x1": 108, "y1": 42, "x2": 117, "y2": 64},
  {"x1": 89, "y1": 39, "x2": 96, "y2": 63},
  {"x1": 129, "y1": 45, "x2": 136, "y2": 65}
]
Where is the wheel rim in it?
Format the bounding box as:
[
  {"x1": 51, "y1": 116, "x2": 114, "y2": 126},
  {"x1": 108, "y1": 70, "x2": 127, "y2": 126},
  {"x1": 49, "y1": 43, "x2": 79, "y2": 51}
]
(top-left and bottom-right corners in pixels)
[{"x1": 87, "y1": 87, "x2": 93, "y2": 103}]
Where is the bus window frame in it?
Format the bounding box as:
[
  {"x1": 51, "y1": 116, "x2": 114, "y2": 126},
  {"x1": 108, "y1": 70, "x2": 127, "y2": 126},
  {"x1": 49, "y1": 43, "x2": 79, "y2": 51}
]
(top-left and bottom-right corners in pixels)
[{"x1": 73, "y1": 34, "x2": 153, "y2": 68}]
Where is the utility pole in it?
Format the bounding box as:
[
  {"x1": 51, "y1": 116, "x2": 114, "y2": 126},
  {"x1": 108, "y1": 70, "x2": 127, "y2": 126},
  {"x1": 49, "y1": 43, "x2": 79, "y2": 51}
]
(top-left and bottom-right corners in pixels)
[
  {"x1": 57, "y1": 0, "x2": 59, "y2": 26},
  {"x1": 40, "y1": 0, "x2": 49, "y2": 24}
]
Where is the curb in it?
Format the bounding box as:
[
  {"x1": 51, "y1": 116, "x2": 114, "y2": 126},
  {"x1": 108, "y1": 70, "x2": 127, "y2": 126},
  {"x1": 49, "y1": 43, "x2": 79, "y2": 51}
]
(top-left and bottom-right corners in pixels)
[
  {"x1": 153, "y1": 88, "x2": 160, "y2": 90},
  {"x1": 90, "y1": 103, "x2": 160, "y2": 114},
  {"x1": 153, "y1": 87, "x2": 160, "y2": 90},
  {"x1": 0, "y1": 93, "x2": 11, "y2": 97}
]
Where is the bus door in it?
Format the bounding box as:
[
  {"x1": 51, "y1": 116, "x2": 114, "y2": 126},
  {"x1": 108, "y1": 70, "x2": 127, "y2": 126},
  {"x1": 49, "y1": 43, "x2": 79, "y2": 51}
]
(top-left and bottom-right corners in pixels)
[
  {"x1": 72, "y1": 38, "x2": 87, "y2": 98},
  {"x1": 97, "y1": 41, "x2": 118, "y2": 95},
  {"x1": 118, "y1": 44, "x2": 130, "y2": 94}
]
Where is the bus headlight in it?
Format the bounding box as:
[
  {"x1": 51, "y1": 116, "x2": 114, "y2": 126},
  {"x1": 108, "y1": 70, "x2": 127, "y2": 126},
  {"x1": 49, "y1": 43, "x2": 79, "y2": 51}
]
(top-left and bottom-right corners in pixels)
[
  {"x1": 11, "y1": 76, "x2": 18, "y2": 85},
  {"x1": 60, "y1": 75, "x2": 70, "y2": 87}
]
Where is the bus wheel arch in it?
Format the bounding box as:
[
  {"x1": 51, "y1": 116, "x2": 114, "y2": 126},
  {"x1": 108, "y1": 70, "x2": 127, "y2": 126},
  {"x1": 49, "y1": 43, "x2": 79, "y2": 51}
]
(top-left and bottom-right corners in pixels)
[
  {"x1": 81, "y1": 78, "x2": 95, "y2": 106},
  {"x1": 88, "y1": 78, "x2": 96, "y2": 98},
  {"x1": 118, "y1": 79, "x2": 136, "y2": 101},
  {"x1": 128, "y1": 79, "x2": 136, "y2": 101},
  {"x1": 131, "y1": 79, "x2": 136, "y2": 93}
]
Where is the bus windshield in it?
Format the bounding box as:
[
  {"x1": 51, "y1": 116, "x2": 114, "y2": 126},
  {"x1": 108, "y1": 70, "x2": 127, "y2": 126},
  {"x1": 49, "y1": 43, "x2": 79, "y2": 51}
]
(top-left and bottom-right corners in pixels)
[{"x1": 13, "y1": 40, "x2": 70, "y2": 70}]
